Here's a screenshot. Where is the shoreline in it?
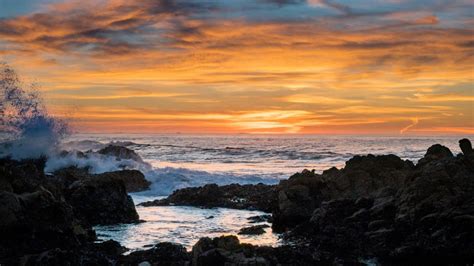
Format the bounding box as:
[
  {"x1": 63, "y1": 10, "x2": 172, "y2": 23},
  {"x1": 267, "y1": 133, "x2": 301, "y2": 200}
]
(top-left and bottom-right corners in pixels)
[{"x1": 0, "y1": 139, "x2": 473, "y2": 265}]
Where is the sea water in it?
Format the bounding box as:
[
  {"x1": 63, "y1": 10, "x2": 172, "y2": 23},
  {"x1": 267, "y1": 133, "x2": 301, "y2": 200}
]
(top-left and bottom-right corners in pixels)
[{"x1": 62, "y1": 134, "x2": 467, "y2": 251}]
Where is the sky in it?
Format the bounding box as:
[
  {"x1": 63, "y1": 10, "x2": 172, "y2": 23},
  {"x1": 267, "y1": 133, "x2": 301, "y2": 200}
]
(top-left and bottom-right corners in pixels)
[{"x1": 0, "y1": 0, "x2": 473, "y2": 134}]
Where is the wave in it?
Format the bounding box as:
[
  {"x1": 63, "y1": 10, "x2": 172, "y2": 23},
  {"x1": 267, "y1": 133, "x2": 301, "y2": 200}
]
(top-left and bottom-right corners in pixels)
[
  {"x1": 139, "y1": 167, "x2": 278, "y2": 196},
  {"x1": 0, "y1": 63, "x2": 68, "y2": 159}
]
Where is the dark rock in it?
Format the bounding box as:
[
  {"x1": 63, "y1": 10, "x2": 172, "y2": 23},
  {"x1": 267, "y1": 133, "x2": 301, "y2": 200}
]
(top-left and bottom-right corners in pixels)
[
  {"x1": 139, "y1": 183, "x2": 277, "y2": 213},
  {"x1": 459, "y1": 138, "x2": 473, "y2": 156},
  {"x1": 119, "y1": 242, "x2": 189, "y2": 265},
  {"x1": 96, "y1": 170, "x2": 150, "y2": 192},
  {"x1": 281, "y1": 139, "x2": 474, "y2": 264},
  {"x1": 66, "y1": 174, "x2": 139, "y2": 225},
  {"x1": 417, "y1": 144, "x2": 453, "y2": 166},
  {"x1": 98, "y1": 144, "x2": 145, "y2": 163},
  {"x1": 273, "y1": 154, "x2": 413, "y2": 231},
  {"x1": 238, "y1": 225, "x2": 269, "y2": 235},
  {"x1": 248, "y1": 214, "x2": 272, "y2": 223},
  {"x1": 191, "y1": 235, "x2": 319, "y2": 266},
  {"x1": 0, "y1": 188, "x2": 93, "y2": 261}
]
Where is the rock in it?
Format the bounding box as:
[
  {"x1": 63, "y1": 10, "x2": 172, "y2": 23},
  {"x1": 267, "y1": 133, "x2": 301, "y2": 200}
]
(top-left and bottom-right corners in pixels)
[
  {"x1": 119, "y1": 242, "x2": 189, "y2": 265},
  {"x1": 139, "y1": 183, "x2": 277, "y2": 213},
  {"x1": 282, "y1": 140, "x2": 474, "y2": 264},
  {"x1": 96, "y1": 170, "x2": 150, "y2": 192},
  {"x1": 66, "y1": 174, "x2": 139, "y2": 225},
  {"x1": 248, "y1": 215, "x2": 272, "y2": 223},
  {"x1": 238, "y1": 225, "x2": 269, "y2": 235},
  {"x1": 98, "y1": 145, "x2": 145, "y2": 163},
  {"x1": 191, "y1": 236, "x2": 319, "y2": 266},
  {"x1": 417, "y1": 144, "x2": 453, "y2": 166},
  {"x1": 0, "y1": 189, "x2": 93, "y2": 261},
  {"x1": 459, "y1": 138, "x2": 473, "y2": 156},
  {"x1": 273, "y1": 154, "x2": 413, "y2": 231}
]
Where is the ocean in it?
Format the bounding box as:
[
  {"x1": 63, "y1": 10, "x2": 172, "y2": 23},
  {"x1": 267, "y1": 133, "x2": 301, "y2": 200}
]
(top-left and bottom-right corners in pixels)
[{"x1": 61, "y1": 134, "x2": 467, "y2": 251}]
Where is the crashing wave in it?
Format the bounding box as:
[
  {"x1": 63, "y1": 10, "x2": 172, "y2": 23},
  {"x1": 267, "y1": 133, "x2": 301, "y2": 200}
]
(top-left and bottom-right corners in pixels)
[{"x1": 0, "y1": 63, "x2": 68, "y2": 159}]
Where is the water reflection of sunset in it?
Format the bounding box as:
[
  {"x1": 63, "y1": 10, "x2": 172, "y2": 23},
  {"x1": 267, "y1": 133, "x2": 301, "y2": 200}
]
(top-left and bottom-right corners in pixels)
[{"x1": 95, "y1": 204, "x2": 282, "y2": 251}]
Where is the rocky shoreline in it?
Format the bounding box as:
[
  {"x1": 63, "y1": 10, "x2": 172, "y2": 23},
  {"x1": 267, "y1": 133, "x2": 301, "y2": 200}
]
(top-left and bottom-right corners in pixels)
[{"x1": 1, "y1": 140, "x2": 473, "y2": 265}]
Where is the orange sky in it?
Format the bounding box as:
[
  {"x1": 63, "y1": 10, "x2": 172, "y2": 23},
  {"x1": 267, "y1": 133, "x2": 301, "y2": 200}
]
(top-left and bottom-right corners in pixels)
[{"x1": 1, "y1": 0, "x2": 473, "y2": 134}]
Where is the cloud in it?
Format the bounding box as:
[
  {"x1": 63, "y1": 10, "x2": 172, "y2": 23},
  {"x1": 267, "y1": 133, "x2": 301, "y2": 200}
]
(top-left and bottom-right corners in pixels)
[
  {"x1": 400, "y1": 117, "x2": 419, "y2": 134},
  {"x1": 0, "y1": 0, "x2": 472, "y2": 134},
  {"x1": 410, "y1": 93, "x2": 474, "y2": 102}
]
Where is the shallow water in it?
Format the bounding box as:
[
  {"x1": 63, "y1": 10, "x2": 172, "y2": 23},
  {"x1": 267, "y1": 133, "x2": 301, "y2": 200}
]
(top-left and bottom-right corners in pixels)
[{"x1": 95, "y1": 196, "x2": 280, "y2": 251}]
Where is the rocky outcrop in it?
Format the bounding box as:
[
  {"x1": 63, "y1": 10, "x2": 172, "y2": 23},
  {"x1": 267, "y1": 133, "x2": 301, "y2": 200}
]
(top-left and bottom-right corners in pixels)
[
  {"x1": 191, "y1": 235, "x2": 318, "y2": 266},
  {"x1": 0, "y1": 157, "x2": 140, "y2": 263},
  {"x1": 96, "y1": 170, "x2": 150, "y2": 192},
  {"x1": 118, "y1": 242, "x2": 190, "y2": 265},
  {"x1": 0, "y1": 159, "x2": 95, "y2": 263},
  {"x1": 279, "y1": 140, "x2": 474, "y2": 264},
  {"x1": 66, "y1": 174, "x2": 139, "y2": 225},
  {"x1": 98, "y1": 144, "x2": 145, "y2": 163},
  {"x1": 139, "y1": 183, "x2": 277, "y2": 213},
  {"x1": 273, "y1": 154, "x2": 414, "y2": 230}
]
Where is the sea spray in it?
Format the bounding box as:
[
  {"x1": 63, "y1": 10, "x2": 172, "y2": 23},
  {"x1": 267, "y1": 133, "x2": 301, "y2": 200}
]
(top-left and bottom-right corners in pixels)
[{"x1": 0, "y1": 63, "x2": 68, "y2": 159}]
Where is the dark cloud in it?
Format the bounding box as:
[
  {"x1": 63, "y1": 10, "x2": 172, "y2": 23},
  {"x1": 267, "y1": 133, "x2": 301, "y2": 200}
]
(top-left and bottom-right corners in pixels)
[{"x1": 0, "y1": 0, "x2": 213, "y2": 55}]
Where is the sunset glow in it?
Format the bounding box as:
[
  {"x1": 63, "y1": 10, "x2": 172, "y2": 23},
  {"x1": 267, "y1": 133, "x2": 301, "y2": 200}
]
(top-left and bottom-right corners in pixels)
[{"x1": 1, "y1": 0, "x2": 473, "y2": 134}]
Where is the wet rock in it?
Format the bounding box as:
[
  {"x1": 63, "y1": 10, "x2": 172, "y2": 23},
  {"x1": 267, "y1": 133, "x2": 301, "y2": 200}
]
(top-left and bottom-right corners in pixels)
[
  {"x1": 248, "y1": 214, "x2": 272, "y2": 223},
  {"x1": 282, "y1": 140, "x2": 474, "y2": 264},
  {"x1": 139, "y1": 183, "x2": 277, "y2": 213},
  {"x1": 191, "y1": 235, "x2": 319, "y2": 266},
  {"x1": 119, "y1": 242, "x2": 189, "y2": 265},
  {"x1": 98, "y1": 144, "x2": 145, "y2": 163},
  {"x1": 238, "y1": 225, "x2": 269, "y2": 235},
  {"x1": 0, "y1": 188, "x2": 93, "y2": 261},
  {"x1": 66, "y1": 174, "x2": 139, "y2": 225},
  {"x1": 273, "y1": 154, "x2": 413, "y2": 231},
  {"x1": 96, "y1": 170, "x2": 150, "y2": 192}
]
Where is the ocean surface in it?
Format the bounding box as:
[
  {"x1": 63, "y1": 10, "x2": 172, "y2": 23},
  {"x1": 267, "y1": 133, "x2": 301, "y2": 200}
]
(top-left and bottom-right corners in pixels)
[{"x1": 61, "y1": 134, "x2": 467, "y2": 251}]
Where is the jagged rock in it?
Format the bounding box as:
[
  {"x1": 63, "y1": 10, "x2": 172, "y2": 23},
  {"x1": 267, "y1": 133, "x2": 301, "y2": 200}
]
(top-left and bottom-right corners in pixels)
[
  {"x1": 139, "y1": 183, "x2": 277, "y2": 213},
  {"x1": 191, "y1": 236, "x2": 319, "y2": 266},
  {"x1": 283, "y1": 142, "x2": 474, "y2": 264},
  {"x1": 0, "y1": 188, "x2": 93, "y2": 261},
  {"x1": 273, "y1": 155, "x2": 413, "y2": 231},
  {"x1": 66, "y1": 174, "x2": 139, "y2": 225}
]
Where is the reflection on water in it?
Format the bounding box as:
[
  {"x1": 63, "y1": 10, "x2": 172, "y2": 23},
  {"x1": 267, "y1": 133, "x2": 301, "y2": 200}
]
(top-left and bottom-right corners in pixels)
[{"x1": 95, "y1": 204, "x2": 281, "y2": 251}]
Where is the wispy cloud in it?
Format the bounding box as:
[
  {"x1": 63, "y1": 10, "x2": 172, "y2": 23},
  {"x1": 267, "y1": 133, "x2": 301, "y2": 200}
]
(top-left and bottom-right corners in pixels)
[{"x1": 1, "y1": 0, "x2": 472, "y2": 134}]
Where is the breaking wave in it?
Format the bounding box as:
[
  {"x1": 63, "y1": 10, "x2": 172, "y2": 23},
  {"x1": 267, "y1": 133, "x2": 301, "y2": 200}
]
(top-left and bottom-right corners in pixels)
[{"x1": 0, "y1": 63, "x2": 68, "y2": 159}]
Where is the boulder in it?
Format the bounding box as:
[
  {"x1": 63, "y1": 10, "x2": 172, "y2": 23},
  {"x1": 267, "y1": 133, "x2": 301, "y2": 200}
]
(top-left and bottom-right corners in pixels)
[
  {"x1": 96, "y1": 170, "x2": 150, "y2": 192},
  {"x1": 66, "y1": 175, "x2": 139, "y2": 225},
  {"x1": 98, "y1": 145, "x2": 145, "y2": 163},
  {"x1": 417, "y1": 144, "x2": 453, "y2": 166}
]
